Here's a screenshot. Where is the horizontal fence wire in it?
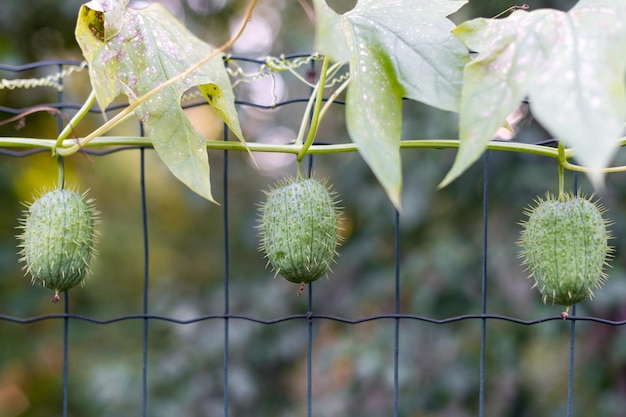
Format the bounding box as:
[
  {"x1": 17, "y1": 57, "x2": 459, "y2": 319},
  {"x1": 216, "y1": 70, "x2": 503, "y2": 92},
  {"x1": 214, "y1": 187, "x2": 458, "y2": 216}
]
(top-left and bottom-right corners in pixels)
[
  {"x1": 1, "y1": 57, "x2": 625, "y2": 417},
  {"x1": 1, "y1": 312, "x2": 626, "y2": 326}
]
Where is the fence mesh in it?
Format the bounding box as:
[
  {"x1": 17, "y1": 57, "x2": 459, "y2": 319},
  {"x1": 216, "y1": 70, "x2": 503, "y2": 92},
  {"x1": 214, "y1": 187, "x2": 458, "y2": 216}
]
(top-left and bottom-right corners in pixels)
[{"x1": 1, "y1": 57, "x2": 626, "y2": 417}]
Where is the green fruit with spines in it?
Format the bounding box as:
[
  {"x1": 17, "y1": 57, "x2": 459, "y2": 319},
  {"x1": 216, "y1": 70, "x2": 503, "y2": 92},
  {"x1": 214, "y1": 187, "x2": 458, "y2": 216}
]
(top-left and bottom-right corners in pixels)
[
  {"x1": 17, "y1": 188, "x2": 98, "y2": 303},
  {"x1": 258, "y1": 177, "x2": 341, "y2": 292},
  {"x1": 518, "y1": 192, "x2": 613, "y2": 311}
]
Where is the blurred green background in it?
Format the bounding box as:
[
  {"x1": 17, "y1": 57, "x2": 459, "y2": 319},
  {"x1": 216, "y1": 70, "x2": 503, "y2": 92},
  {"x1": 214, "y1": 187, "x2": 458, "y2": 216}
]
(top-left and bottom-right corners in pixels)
[{"x1": 1, "y1": 1, "x2": 626, "y2": 416}]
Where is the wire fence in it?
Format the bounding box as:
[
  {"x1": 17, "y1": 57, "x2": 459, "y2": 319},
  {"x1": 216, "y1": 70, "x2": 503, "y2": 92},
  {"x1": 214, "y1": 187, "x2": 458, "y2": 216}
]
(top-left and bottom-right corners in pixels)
[{"x1": 1, "y1": 57, "x2": 626, "y2": 417}]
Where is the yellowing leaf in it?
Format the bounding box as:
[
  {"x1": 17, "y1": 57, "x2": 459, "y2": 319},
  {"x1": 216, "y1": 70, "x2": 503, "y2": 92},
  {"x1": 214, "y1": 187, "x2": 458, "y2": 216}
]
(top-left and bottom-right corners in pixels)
[
  {"x1": 82, "y1": 0, "x2": 127, "y2": 41},
  {"x1": 441, "y1": 0, "x2": 626, "y2": 187},
  {"x1": 75, "y1": 1, "x2": 245, "y2": 203},
  {"x1": 313, "y1": 0, "x2": 469, "y2": 208}
]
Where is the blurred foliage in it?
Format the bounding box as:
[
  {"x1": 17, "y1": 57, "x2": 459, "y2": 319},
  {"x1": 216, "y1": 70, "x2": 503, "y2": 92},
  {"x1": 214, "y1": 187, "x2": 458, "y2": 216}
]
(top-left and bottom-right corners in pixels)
[{"x1": 1, "y1": 1, "x2": 626, "y2": 417}]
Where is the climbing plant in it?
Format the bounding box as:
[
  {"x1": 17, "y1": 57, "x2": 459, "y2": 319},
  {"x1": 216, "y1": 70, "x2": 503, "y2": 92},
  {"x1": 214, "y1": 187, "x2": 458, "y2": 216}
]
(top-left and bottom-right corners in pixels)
[{"x1": 3, "y1": 0, "x2": 624, "y2": 209}]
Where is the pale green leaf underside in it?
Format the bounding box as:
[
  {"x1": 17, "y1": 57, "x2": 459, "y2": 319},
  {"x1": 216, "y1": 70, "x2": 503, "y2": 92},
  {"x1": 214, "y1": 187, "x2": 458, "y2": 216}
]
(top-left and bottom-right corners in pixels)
[
  {"x1": 76, "y1": 2, "x2": 245, "y2": 203},
  {"x1": 314, "y1": 0, "x2": 468, "y2": 208},
  {"x1": 442, "y1": 0, "x2": 626, "y2": 188}
]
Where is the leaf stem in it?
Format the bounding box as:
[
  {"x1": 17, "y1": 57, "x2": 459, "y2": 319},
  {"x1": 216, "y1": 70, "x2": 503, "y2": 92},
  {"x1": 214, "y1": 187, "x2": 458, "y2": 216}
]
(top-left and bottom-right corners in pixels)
[
  {"x1": 297, "y1": 56, "x2": 330, "y2": 162},
  {"x1": 556, "y1": 138, "x2": 626, "y2": 174},
  {"x1": 318, "y1": 76, "x2": 350, "y2": 122},
  {"x1": 54, "y1": 90, "x2": 97, "y2": 152},
  {"x1": 560, "y1": 159, "x2": 626, "y2": 174},
  {"x1": 294, "y1": 84, "x2": 321, "y2": 147},
  {"x1": 57, "y1": 0, "x2": 259, "y2": 156}
]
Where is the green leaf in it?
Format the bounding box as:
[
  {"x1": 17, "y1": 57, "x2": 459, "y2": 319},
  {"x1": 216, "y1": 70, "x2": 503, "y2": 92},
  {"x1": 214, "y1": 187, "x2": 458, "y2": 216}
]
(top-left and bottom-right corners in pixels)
[
  {"x1": 75, "y1": 1, "x2": 245, "y2": 203},
  {"x1": 441, "y1": 0, "x2": 626, "y2": 188},
  {"x1": 313, "y1": 0, "x2": 469, "y2": 209}
]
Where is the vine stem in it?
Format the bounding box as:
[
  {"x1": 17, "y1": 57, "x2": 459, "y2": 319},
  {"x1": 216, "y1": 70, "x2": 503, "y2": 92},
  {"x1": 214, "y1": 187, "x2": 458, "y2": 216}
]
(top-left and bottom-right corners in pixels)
[
  {"x1": 57, "y1": 156, "x2": 65, "y2": 190},
  {"x1": 54, "y1": 90, "x2": 97, "y2": 151},
  {"x1": 2, "y1": 137, "x2": 565, "y2": 158},
  {"x1": 56, "y1": 0, "x2": 259, "y2": 157},
  {"x1": 560, "y1": 159, "x2": 626, "y2": 174},
  {"x1": 294, "y1": 81, "x2": 322, "y2": 148},
  {"x1": 556, "y1": 139, "x2": 626, "y2": 174},
  {"x1": 318, "y1": 76, "x2": 350, "y2": 122},
  {"x1": 297, "y1": 56, "x2": 328, "y2": 162},
  {"x1": 293, "y1": 59, "x2": 345, "y2": 153},
  {"x1": 297, "y1": 56, "x2": 329, "y2": 162}
]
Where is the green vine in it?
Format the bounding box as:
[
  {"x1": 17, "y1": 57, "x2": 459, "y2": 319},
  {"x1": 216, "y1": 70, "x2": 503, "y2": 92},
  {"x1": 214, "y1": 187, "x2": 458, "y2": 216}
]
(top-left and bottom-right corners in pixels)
[
  {"x1": 557, "y1": 141, "x2": 566, "y2": 199},
  {"x1": 6, "y1": 134, "x2": 620, "y2": 161},
  {"x1": 57, "y1": 156, "x2": 65, "y2": 190},
  {"x1": 2, "y1": 0, "x2": 625, "y2": 185},
  {"x1": 297, "y1": 55, "x2": 330, "y2": 162}
]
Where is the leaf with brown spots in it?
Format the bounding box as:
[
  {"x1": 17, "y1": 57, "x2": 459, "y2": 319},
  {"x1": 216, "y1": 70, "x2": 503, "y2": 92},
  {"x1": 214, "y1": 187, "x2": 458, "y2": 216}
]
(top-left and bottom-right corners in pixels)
[{"x1": 76, "y1": 1, "x2": 244, "y2": 203}]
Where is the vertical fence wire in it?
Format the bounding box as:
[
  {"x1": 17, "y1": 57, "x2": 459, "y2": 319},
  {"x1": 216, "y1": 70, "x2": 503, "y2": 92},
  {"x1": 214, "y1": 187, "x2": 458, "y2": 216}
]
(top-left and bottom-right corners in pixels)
[
  {"x1": 140, "y1": 144, "x2": 150, "y2": 417},
  {"x1": 479, "y1": 151, "x2": 490, "y2": 417},
  {"x1": 393, "y1": 207, "x2": 400, "y2": 417},
  {"x1": 566, "y1": 172, "x2": 580, "y2": 417},
  {"x1": 56, "y1": 62, "x2": 70, "y2": 417},
  {"x1": 306, "y1": 162, "x2": 314, "y2": 417},
  {"x1": 306, "y1": 57, "x2": 316, "y2": 417},
  {"x1": 222, "y1": 122, "x2": 231, "y2": 417},
  {"x1": 567, "y1": 304, "x2": 577, "y2": 417},
  {"x1": 62, "y1": 293, "x2": 69, "y2": 417},
  {"x1": 307, "y1": 283, "x2": 313, "y2": 417}
]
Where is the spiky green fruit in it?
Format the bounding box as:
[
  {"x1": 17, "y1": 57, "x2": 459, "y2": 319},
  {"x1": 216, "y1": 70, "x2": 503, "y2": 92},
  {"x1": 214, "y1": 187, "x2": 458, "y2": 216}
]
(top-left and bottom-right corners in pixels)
[
  {"x1": 259, "y1": 177, "x2": 341, "y2": 293},
  {"x1": 17, "y1": 189, "x2": 98, "y2": 303},
  {"x1": 518, "y1": 192, "x2": 612, "y2": 311}
]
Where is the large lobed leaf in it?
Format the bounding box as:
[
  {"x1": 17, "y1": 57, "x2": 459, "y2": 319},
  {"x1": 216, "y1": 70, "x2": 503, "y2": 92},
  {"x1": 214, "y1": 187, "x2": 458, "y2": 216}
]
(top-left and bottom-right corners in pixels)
[
  {"x1": 313, "y1": 0, "x2": 469, "y2": 209},
  {"x1": 75, "y1": 0, "x2": 245, "y2": 203},
  {"x1": 441, "y1": 0, "x2": 626, "y2": 188}
]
